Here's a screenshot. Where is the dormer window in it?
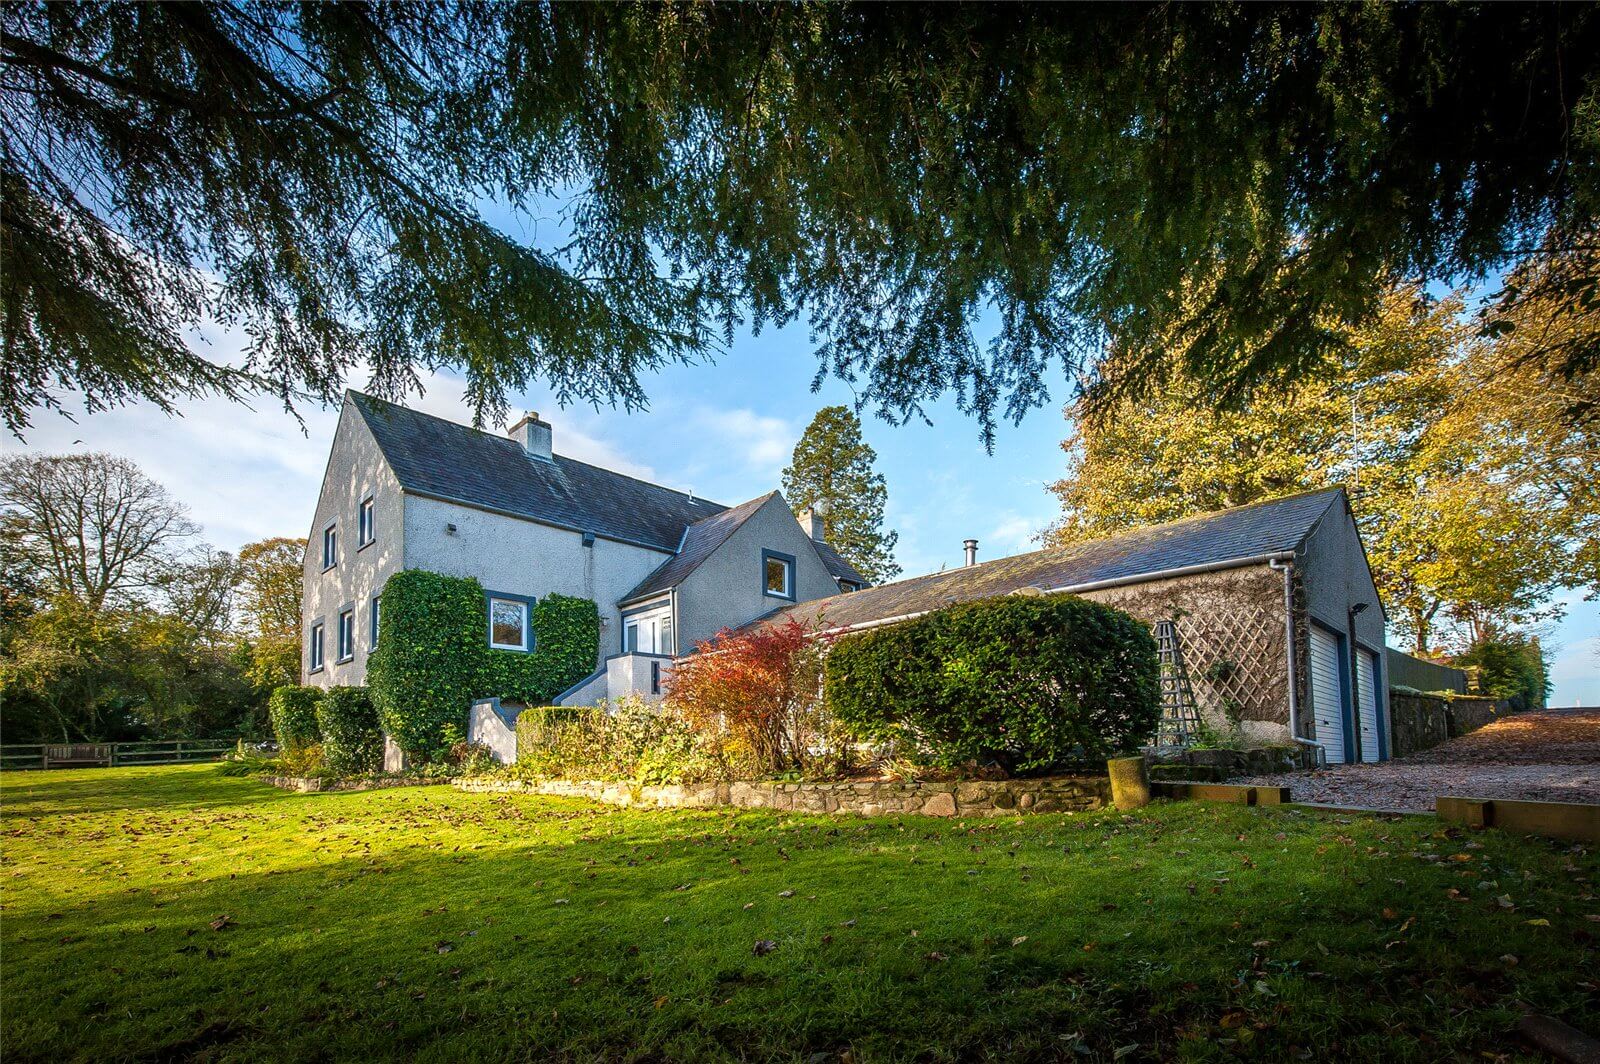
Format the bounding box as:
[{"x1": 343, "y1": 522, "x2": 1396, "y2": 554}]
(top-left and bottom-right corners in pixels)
[
  {"x1": 839, "y1": 579, "x2": 861, "y2": 594},
  {"x1": 321, "y1": 524, "x2": 337, "y2": 569},
  {"x1": 358, "y1": 496, "x2": 375, "y2": 547},
  {"x1": 762, "y1": 550, "x2": 795, "y2": 600}
]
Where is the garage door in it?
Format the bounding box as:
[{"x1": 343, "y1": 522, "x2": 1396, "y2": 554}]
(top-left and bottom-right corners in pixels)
[
  {"x1": 1355, "y1": 648, "x2": 1382, "y2": 762},
  {"x1": 1308, "y1": 625, "x2": 1348, "y2": 764}
]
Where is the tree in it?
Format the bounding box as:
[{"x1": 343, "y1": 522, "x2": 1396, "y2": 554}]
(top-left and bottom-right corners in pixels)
[
  {"x1": 0, "y1": 452, "x2": 199, "y2": 609},
  {"x1": 5, "y1": 5, "x2": 1598, "y2": 440},
  {"x1": 782, "y1": 407, "x2": 900, "y2": 583},
  {"x1": 236, "y1": 537, "x2": 304, "y2": 639},
  {"x1": 1046, "y1": 282, "x2": 1588, "y2": 655}
]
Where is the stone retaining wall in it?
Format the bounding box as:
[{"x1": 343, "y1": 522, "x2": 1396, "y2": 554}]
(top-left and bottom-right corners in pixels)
[
  {"x1": 452, "y1": 775, "x2": 1111, "y2": 817},
  {"x1": 1390, "y1": 693, "x2": 1514, "y2": 757},
  {"x1": 1148, "y1": 745, "x2": 1315, "y2": 783},
  {"x1": 263, "y1": 774, "x2": 445, "y2": 793}
]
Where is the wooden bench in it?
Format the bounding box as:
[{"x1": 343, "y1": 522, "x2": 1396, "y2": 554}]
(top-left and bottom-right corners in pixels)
[{"x1": 42, "y1": 744, "x2": 112, "y2": 768}]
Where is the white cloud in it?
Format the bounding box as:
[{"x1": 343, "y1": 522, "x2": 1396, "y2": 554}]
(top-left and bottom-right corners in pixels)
[
  {"x1": 986, "y1": 512, "x2": 1046, "y2": 557},
  {"x1": 688, "y1": 407, "x2": 793, "y2": 480}
]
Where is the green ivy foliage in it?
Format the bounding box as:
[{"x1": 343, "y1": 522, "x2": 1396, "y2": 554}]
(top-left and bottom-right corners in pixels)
[
  {"x1": 826, "y1": 594, "x2": 1160, "y2": 773},
  {"x1": 268, "y1": 685, "x2": 323, "y2": 752},
  {"x1": 316, "y1": 686, "x2": 383, "y2": 775},
  {"x1": 367, "y1": 570, "x2": 599, "y2": 760}
]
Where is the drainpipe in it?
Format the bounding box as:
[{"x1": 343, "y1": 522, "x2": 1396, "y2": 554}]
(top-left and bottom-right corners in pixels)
[{"x1": 1270, "y1": 557, "x2": 1323, "y2": 767}]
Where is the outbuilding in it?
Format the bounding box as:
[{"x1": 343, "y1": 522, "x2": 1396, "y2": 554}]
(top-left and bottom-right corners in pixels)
[{"x1": 766, "y1": 489, "x2": 1389, "y2": 763}]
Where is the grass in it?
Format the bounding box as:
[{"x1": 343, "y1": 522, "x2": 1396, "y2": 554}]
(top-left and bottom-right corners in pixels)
[{"x1": 1, "y1": 765, "x2": 1595, "y2": 1062}]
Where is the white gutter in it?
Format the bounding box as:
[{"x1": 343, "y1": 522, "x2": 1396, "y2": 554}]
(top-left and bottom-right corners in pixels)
[
  {"x1": 1270, "y1": 556, "x2": 1323, "y2": 767},
  {"x1": 816, "y1": 552, "x2": 1299, "y2": 637}
]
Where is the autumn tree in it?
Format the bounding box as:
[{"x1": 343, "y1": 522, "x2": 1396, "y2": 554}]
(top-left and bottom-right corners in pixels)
[
  {"x1": 664, "y1": 620, "x2": 836, "y2": 777},
  {"x1": 782, "y1": 407, "x2": 900, "y2": 584},
  {"x1": 235, "y1": 536, "x2": 305, "y2": 690},
  {"x1": 0, "y1": 452, "x2": 199, "y2": 609},
  {"x1": 1046, "y1": 282, "x2": 1587, "y2": 655},
  {"x1": 5, "y1": 5, "x2": 1598, "y2": 440}
]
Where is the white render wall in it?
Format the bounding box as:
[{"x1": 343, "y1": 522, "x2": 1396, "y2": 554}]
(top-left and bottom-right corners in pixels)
[
  {"x1": 301, "y1": 403, "x2": 406, "y2": 688},
  {"x1": 402, "y1": 493, "x2": 672, "y2": 669},
  {"x1": 674, "y1": 493, "x2": 841, "y2": 650}
]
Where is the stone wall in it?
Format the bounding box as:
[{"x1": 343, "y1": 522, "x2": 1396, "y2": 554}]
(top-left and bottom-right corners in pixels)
[
  {"x1": 453, "y1": 775, "x2": 1111, "y2": 817},
  {"x1": 1148, "y1": 745, "x2": 1316, "y2": 783},
  {"x1": 264, "y1": 774, "x2": 445, "y2": 793},
  {"x1": 1388, "y1": 693, "x2": 1513, "y2": 757}
]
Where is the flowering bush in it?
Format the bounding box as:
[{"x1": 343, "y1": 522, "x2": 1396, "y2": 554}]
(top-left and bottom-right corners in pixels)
[{"x1": 664, "y1": 619, "x2": 843, "y2": 778}]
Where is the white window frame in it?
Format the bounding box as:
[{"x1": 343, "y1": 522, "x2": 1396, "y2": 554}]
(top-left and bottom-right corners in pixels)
[
  {"x1": 309, "y1": 621, "x2": 325, "y2": 672},
  {"x1": 321, "y1": 524, "x2": 337, "y2": 569},
  {"x1": 357, "y1": 496, "x2": 375, "y2": 547},
  {"x1": 487, "y1": 595, "x2": 531, "y2": 652},
  {"x1": 336, "y1": 608, "x2": 355, "y2": 663}
]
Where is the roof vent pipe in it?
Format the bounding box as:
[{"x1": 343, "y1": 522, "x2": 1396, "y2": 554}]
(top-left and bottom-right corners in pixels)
[{"x1": 963, "y1": 539, "x2": 978, "y2": 567}]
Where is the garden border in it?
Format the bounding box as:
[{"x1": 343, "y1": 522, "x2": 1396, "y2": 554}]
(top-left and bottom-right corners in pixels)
[
  {"x1": 263, "y1": 774, "x2": 447, "y2": 793},
  {"x1": 453, "y1": 775, "x2": 1112, "y2": 817}
]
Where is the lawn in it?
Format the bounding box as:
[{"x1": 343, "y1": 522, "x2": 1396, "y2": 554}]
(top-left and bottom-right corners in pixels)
[{"x1": 2, "y1": 766, "x2": 1595, "y2": 1062}]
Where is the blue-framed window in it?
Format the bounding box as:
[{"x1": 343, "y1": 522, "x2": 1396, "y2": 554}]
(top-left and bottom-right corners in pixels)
[
  {"x1": 370, "y1": 595, "x2": 382, "y2": 648},
  {"x1": 485, "y1": 590, "x2": 536, "y2": 652},
  {"x1": 762, "y1": 549, "x2": 796, "y2": 600},
  {"x1": 321, "y1": 524, "x2": 337, "y2": 569},
  {"x1": 336, "y1": 606, "x2": 355, "y2": 663},
  {"x1": 357, "y1": 495, "x2": 375, "y2": 548},
  {"x1": 308, "y1": 620, "x2": 325, "y2": 673}
]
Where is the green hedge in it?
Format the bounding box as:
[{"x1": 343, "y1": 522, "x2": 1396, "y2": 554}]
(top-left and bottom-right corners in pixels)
[
  {"x1": 268, "y1": 685, "x2": 323, "y2": 752},
  {"x1": 317, "y1": 686, "x2": 383, "y2": 774},
  {"x1": 368, "y1": 570, "x2": 599, "y2": 760},
  {"x1": 825, "y1": 593, "x2": 1160, "y2": 773},
  {"x1": 513, "y1": 700, "x2": 713, "y2": 783}
]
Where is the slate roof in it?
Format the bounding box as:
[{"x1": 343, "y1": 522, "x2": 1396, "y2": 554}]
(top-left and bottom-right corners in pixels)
[
  {"x1": 620, "y1": 493, "x2": 778, "y2": 604},
  {"x1": 349, "y1": 392, "x2": 726, "y2": 552},
  {"x1": 813, "y1": 540, "x2": 866, "y2": 587},
  {"x1": 762, "y1": 489, "x2": 1346, "y2": 633}
]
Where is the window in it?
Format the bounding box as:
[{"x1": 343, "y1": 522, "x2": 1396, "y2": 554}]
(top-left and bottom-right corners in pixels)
[
  {"x1": 309, "y1": 621, "x2": 325, "y2": 672},
  {"x1": 487, "y1": 594, "x2": 531, "y2": 651},
  {"x1": 621, "y1": 607, "x2": 672, "y2": 655},
  {"x1": 762, "y1": 549, "x2": 795, "y2": 600},
  {"x1": 358, "y1": 496, "x2": 375, "y2": 547},
  {"x1": 336, "y1": 608, "x2": 355, "y2": 662},
  {"x1": 370, "y1": 596, "x2": 381, "y2": 647},
  {"x1": 321, "y1": 524, "x2": 337, "y2": 569},
  {"x1": 839, "y1": 579, "x2": 861, "y2": 594}
]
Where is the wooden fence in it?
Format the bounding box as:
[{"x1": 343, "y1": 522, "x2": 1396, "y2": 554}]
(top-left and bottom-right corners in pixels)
[{"x1": 0, "y1": 741, "x2": 235, "y2": 771}]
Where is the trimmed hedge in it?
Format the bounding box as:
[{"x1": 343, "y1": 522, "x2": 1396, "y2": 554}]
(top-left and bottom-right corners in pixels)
[
  {"x1": 317, "y1": 686, "x2": 383, "y2": 774},
  {"x1": 513, "y1": 700, "x2": 713, "y2": 784},
  {"x1": 368, "y1": 570, "x2": 599, "y2": 760},
  {"x1": 268, "y1": 685, "x2": 323, "y2": 752},
  {"x1": 826, "y1": 593, "x2": 1160, "y2": 773}
]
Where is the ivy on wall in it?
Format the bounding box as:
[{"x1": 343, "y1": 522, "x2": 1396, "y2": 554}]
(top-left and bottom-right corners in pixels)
[{"x1": 367, "y1": 570, "x2": 599, "y2": 759}]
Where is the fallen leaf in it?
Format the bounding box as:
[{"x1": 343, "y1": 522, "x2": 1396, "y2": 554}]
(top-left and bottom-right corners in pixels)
[
  {"x1": 209, "y1": 915, "x2": 234, "y2": 932},
  {"x1": 1011, "y1": 935, "x2": 1028, "y2": 947},
  {"x1": 778, "y1": 890, "x2": 795, "y2": 898},
  {"x1": 925, "y1": 951, "x2": 948, "y2": 963},
  {"x1": 752, "y1": 939, "x2": 778, "y2": 956}
]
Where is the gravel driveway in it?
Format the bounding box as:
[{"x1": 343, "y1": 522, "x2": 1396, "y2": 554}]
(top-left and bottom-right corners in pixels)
[{"x1": 1236, "y1": 708, "x2": 1600, "y2": 813}]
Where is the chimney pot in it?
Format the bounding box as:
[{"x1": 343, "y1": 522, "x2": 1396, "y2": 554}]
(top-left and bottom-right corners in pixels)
[{"x1": 963, "y1": 538, "x2": 978, "y2": 566}]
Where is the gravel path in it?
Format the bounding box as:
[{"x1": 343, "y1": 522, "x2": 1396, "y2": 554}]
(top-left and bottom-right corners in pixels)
[{"x1": 1236, "y1": 708, "x2": 1600, "y2": 813}]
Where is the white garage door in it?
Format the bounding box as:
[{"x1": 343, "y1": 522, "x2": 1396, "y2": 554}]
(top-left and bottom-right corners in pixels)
[
  {"x1": 1308, "y1": 625, "x2": 1348, "y2": 764},
  {"x1": 1355, "y1": 648, "x2": 1382, "y2": 763}
]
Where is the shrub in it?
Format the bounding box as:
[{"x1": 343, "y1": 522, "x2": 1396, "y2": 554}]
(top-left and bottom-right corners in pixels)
[
  {"x1": 1453, "y1": 635, "x2": 1549, "y2": 712},
  {"x1": 826, "y1": 593, "x2": 1160, "y2": 774},
  {"x1": 268, "y1": 685, "x2": 323, "y2": 752},
  {"x1": 278, "y1": 741, "x2": 326, "y2": 777},
  {"x1": 514, "y1": 699, "x2": 715, "y2": 783},
  {"x1": 317, "y1": 686, "x2": 383, "y2": 775},
  {"x1": 664, "y1": 618, "x2": 840, "y2": 777},
  {"x1": 367, "y1": 571, "x2": 599, "y2": 761}
]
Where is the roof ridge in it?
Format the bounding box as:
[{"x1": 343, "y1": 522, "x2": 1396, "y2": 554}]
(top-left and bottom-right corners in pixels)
[
  {"x1": 349, "y1": 390, "x2": 729, "y2": 513},
  {"x1": 846, "y1": 487, "x2": 1343, "y2": 597}
]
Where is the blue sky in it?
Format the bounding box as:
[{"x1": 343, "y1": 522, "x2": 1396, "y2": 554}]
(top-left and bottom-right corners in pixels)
[{"x1": 5, "y1": 307, "x2": 1596, "y2": 706}]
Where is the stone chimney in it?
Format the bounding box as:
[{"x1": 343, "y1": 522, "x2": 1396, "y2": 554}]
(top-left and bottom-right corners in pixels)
[
  {"x1": 963, "y1": 538, "x2": 978, "y2": 566},
  {"x1": 796, "y1": 505, "x2": 825, "y2": 540},
  {"x1": 508, "y1": 411, "x2": 553, "y2": 462}
]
